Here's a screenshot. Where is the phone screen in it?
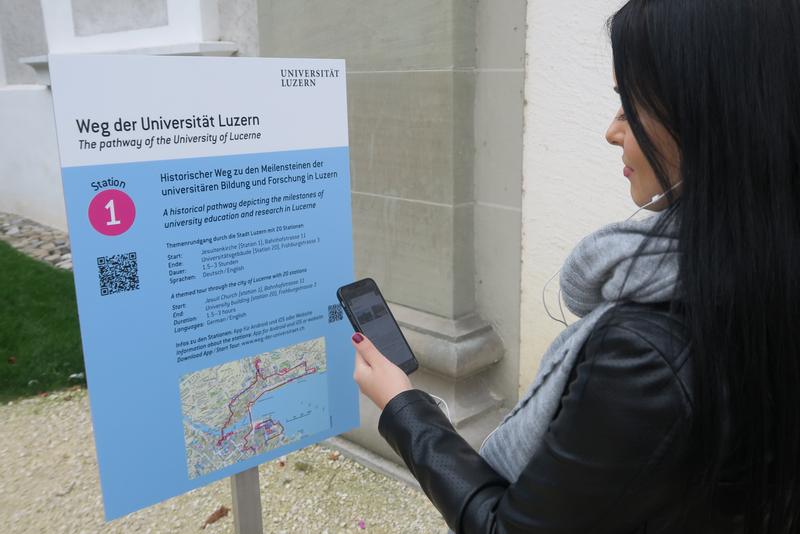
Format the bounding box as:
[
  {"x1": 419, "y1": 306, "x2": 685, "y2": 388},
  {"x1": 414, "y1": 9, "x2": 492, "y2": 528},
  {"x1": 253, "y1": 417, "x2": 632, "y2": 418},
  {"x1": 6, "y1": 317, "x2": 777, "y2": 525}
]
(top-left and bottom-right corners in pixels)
[{"x1": 338, "y1": 279, "x2": 417, "y2": 372}]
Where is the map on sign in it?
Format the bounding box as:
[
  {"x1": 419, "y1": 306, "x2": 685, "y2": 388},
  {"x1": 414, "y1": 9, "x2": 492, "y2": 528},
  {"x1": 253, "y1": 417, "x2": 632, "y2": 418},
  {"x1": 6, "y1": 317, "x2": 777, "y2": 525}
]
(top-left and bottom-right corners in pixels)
[{"x1": 180, "y1": 337, "x2": 330, "y2": 479}]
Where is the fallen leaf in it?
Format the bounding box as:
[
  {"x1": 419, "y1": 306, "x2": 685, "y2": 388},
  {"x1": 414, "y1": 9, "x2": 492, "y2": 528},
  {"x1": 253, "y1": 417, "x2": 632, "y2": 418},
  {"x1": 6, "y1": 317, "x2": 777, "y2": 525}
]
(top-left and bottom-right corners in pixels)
[{"x1": 201, "y1": 505, "x2": 230, "y2": 529}]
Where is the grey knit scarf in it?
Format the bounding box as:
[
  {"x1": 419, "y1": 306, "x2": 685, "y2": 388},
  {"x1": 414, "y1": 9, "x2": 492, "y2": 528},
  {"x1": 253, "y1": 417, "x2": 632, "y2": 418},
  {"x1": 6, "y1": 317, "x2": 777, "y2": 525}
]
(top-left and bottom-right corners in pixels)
[{"x1": 479, "y1": 211, "x2": 681, "y2": 482}]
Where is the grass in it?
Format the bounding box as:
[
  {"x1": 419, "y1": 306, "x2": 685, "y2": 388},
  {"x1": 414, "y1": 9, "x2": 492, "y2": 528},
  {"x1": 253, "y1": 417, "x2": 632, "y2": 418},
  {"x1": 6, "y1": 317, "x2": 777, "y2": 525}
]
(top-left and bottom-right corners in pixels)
[{"x1": 0, "y1": 240, "x2": 85, "y2": 402}]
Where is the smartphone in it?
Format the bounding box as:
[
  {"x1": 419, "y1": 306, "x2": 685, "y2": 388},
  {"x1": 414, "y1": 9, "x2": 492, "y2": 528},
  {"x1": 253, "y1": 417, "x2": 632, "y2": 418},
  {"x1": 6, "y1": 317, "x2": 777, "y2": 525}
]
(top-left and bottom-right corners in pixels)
[{"x1": 336, "y1": 278, "x2": 419, "y2": 375}]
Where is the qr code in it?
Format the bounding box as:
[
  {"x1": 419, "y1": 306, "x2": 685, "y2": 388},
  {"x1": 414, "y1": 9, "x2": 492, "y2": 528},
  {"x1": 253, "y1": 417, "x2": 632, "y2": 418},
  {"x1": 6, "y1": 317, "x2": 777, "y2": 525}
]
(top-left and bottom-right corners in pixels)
[
  {"x1": 328, "y1": 304, "x2": 344, "y2": 323},
  {"x1": 97, "y1": 252, "x2": 140, "y2": 296}
]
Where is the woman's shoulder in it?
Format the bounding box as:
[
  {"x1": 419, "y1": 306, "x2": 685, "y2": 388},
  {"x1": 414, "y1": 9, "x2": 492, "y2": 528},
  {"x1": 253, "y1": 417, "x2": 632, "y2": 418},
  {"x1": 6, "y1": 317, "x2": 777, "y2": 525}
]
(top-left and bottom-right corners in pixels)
[
  {"x1": 587, "y1": 300, "x2": 691, "y2": 376},
  {"x1": 575, "y1": 300, "x2": 695, "y2": 414},
  {"x1": 544, "y1": 300, "x2": 696, "y2": 493}
]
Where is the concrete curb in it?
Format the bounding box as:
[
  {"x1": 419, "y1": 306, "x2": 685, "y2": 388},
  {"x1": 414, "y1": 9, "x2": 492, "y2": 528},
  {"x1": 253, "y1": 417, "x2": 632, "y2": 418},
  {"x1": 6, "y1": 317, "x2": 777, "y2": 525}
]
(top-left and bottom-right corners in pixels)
[{"x1": 323, "y1": 436, "x2": 421, "y2": 491}]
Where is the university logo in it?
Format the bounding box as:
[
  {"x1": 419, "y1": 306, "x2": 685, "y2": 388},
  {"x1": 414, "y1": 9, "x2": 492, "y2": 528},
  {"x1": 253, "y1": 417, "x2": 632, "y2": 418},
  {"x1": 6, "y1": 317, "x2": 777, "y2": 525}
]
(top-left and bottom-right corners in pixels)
[{"x1": 280, "y1": 68, "x2": 341, "y2": 87}]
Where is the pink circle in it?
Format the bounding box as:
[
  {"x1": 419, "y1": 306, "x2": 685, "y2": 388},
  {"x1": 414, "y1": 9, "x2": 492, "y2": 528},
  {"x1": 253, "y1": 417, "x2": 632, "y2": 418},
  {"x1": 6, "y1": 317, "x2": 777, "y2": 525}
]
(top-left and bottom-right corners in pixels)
[{"x1": 88, "y1": 189, "x2": 136, "y2": 236}]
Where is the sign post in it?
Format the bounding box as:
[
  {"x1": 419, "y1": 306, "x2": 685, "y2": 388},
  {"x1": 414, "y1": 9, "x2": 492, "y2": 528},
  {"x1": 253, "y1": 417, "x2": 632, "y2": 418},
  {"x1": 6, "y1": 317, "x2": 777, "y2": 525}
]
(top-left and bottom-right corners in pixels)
[
  {"x1": 231, "y1": 468, "x2": 263, "y2": 534},
  {"x1": 49, "y1": 54, "x2": 359, "y2": 521}
]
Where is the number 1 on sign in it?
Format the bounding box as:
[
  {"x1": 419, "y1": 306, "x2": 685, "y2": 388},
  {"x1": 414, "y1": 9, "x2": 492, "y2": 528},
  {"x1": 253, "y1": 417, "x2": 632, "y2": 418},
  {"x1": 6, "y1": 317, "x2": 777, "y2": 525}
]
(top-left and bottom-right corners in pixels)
[
  {"x1": 104, "y1": 199, "x2": 121, "y2": 226},
  {"x1": 89, "y1": 189, "x2": 134, "y2": 236}
]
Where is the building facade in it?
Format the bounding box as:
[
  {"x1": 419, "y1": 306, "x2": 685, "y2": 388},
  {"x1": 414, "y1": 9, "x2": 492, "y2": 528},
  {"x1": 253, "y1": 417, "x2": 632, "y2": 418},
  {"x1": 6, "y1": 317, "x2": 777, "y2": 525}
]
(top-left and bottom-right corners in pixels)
[{"x1": 0, "y1": 0, "x2": 636, "y2": 470}]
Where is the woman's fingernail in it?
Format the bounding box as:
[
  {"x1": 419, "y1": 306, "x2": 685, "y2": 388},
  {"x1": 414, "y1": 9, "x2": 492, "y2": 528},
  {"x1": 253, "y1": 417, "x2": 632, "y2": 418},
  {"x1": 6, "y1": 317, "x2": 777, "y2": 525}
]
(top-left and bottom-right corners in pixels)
[{"x1": 352, "y1": 333, "x2": 364, "y2": 344}]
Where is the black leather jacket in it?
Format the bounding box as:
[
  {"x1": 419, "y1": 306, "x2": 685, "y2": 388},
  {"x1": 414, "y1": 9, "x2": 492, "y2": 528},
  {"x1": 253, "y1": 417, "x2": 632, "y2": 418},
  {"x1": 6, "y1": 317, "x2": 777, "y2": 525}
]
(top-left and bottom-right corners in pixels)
[{"x1": 378, "y1": 302, "x2": 744, "y2": 533}]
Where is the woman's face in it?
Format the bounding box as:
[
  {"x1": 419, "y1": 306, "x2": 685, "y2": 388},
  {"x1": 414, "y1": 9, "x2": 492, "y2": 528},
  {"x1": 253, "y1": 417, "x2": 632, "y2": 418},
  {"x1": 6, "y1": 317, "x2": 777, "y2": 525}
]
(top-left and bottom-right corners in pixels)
[{"x1": 605, "y1": 76, "x2": 681, "y2": 210}]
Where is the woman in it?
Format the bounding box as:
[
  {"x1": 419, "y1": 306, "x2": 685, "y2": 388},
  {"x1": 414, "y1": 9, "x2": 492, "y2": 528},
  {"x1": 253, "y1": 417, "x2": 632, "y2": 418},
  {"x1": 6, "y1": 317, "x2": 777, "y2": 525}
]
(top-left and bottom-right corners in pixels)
[{"x1": 352, "y1": 1, "x2": 799, "y2": 532}]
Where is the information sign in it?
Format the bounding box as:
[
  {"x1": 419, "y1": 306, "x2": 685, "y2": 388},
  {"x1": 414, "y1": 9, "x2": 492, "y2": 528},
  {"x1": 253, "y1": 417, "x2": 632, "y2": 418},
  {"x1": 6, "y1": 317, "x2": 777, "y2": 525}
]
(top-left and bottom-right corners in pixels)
[{"x1": 49, "y1": 54, "x2": 358, "y2": 519}]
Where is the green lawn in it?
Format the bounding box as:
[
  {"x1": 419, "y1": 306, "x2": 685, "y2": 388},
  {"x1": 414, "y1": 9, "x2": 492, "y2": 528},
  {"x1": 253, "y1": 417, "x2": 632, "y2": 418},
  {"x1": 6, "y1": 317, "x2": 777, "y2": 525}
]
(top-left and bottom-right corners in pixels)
[{"x1": 0, "y1": 240, "x2": 85, "y2": 402}]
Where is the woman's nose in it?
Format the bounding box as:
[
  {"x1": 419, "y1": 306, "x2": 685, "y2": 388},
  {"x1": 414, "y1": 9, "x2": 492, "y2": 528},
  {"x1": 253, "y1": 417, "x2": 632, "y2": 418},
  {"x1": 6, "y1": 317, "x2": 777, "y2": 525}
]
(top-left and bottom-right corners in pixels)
[{"x1": 605, "y1": 108, "x2": 624, "y2": 147}]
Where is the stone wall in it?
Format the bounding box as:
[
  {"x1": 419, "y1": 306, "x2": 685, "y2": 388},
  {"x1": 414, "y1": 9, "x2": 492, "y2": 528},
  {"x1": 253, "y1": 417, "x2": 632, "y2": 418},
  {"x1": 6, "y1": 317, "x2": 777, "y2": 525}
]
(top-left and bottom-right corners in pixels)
[
  {"x1": 259, "y1": 0, "x2": 526, "y2": 461},
  {"x1": 260, "y1": 0, "x2": 478, "y2": 318}
]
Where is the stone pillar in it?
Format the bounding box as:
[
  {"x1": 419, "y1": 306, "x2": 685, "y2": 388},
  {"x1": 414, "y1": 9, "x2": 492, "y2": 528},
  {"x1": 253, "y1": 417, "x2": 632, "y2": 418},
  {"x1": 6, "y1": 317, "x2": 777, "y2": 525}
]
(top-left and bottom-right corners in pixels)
[
  {"x1": 472, "y1": 1, "x2": 526, "y2": 424},
  {"x1": 258, "y1": 0, "x2": 524, "y2": 462}
]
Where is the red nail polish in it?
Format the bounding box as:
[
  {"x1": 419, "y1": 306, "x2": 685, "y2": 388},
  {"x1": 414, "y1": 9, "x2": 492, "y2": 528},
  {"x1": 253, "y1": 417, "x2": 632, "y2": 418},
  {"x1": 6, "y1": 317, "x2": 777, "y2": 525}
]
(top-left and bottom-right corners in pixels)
[{"x1": 352, "y1": 333, "x2": 364, "y2": 343}]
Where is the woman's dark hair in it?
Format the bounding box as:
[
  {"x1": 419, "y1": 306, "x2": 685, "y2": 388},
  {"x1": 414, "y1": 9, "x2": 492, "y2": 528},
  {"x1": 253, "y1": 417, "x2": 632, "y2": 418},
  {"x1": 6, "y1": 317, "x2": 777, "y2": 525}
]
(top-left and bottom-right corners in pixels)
[{"x1": 608, "y1": 1, "x2": 800, "y2": 531}]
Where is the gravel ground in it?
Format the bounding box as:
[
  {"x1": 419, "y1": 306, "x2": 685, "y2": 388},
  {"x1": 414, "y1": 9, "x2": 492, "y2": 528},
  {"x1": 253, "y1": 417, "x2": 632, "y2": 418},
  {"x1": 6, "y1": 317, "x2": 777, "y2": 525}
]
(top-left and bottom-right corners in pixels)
[{"x1": 0, "y1": 388, "x2": 447, "y2": 533}]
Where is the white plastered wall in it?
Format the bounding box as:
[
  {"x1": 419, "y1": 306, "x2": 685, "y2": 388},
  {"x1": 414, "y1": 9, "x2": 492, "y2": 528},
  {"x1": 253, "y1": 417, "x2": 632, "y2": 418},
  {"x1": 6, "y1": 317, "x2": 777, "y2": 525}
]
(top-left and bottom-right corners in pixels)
[
  {"x1": 0, "y1": 4, "x2": 63, "y2": 229},
  {"x1": 519, "y1": 0, "x2": 640, "y2": 392},
  {"x1": 0, "y1": 85, "x2": 64, "y2": 229}
]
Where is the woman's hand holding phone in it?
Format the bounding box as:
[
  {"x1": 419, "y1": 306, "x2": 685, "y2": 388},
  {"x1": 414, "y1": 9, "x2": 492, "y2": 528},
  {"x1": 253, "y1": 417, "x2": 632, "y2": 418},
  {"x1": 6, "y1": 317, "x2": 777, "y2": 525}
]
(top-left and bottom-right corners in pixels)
[{"x1": 351, "y1": 332, "x2": 413, "y2": 410}]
